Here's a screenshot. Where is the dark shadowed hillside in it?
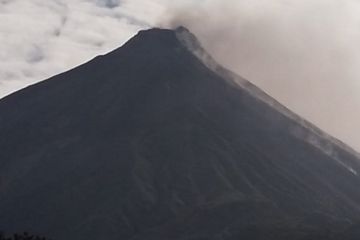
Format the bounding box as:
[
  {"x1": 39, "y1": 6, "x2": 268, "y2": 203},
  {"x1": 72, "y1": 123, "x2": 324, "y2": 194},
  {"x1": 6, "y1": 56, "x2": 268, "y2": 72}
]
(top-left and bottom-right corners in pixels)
[{"x1": 1, "y1": 27, "x2": 360, "y2": 240}]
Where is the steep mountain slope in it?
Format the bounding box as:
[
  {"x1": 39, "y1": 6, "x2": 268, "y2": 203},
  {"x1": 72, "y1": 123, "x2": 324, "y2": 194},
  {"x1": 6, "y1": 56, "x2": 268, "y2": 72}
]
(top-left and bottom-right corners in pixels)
[{"x1": 1, "y1": 27, "x2": 360, "y2": 240}]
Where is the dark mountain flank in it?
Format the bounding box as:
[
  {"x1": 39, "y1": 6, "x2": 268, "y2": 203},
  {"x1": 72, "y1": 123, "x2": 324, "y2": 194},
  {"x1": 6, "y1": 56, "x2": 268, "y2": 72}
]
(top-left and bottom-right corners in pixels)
[{"x1": 1, "y1": 27, "x2": 360, "y2": 240}]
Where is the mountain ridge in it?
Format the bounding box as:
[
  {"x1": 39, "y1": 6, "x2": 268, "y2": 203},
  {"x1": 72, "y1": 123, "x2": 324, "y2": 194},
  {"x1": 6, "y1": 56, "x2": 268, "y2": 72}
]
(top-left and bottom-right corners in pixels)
[
  {"x1": 175, "y1": 26, "x2": 360, "y2": 171},
  {"x1": 1, "y1": 27, "x2": 360, "y2": 239}
]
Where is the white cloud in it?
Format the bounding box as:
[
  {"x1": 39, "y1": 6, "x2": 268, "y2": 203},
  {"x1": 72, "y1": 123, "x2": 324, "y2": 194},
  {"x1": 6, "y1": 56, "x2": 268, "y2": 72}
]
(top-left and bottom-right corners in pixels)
[{"x1": 0, "y1": 0, "x2": 165, "y2": 97}]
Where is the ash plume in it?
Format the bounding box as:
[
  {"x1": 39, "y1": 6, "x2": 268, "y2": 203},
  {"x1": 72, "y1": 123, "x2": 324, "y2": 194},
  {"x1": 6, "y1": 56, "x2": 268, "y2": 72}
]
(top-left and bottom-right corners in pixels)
[{"x1": 158, "y1": 0, "x2": 360, "y2": 151}]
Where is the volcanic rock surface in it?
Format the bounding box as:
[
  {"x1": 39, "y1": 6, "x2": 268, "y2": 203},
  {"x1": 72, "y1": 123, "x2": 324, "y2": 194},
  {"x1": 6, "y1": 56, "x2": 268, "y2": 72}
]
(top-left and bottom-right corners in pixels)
[{"x1": 1, "y1": 27, "x2": 360, "y2": 240}]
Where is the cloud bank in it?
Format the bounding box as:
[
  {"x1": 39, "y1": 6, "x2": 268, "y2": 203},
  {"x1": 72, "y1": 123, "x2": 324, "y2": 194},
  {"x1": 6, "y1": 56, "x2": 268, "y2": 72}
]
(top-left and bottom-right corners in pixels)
[
  {"x1": 0, "y1": 0, "x2": 164, "y2": 97},
  {"x1": 1, "y1": 0, "x2": 360, "y2": 151}
]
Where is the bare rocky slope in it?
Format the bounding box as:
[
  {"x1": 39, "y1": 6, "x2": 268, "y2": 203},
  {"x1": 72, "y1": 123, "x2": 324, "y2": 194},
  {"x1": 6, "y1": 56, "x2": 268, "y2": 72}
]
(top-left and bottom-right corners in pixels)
[{"x1": 1, "y1": 27, "x2": 360, "y2": 240}]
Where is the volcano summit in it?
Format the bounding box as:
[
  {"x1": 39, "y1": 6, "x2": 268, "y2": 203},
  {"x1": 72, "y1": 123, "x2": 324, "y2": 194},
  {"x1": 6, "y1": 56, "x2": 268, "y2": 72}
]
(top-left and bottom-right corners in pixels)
[{"x1": 1, "y1": 27, "x2": 360, "y2": 240}]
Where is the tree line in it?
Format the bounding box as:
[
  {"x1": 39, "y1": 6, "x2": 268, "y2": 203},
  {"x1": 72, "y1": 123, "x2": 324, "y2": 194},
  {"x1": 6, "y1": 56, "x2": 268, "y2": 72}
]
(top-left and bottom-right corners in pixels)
[{"x1": 0, "y1": 232, "x2": 50, "y2": 240}]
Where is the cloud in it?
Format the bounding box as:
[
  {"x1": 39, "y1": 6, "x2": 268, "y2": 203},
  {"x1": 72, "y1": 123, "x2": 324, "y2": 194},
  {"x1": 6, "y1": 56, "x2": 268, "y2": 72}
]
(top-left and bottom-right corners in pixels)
[
  {"x1": 0, "y1": 0, "x2": 163, "y2": 97},
  {"x1": 95, "y1": 0, "x2": 121, "y2": 9}
]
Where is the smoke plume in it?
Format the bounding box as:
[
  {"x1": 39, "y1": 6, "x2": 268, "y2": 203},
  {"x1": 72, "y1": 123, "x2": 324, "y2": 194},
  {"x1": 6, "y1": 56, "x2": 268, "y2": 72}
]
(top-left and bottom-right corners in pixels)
[{"x1": 158, "y1": 0, "x2": 360, "y2": 151}]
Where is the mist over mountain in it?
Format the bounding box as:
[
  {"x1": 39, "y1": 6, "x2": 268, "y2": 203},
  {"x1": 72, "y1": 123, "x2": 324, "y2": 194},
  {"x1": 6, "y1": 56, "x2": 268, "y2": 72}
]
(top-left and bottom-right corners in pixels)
[{"x1": 1, "y1": 27, "x2": 360, "y2": 240}]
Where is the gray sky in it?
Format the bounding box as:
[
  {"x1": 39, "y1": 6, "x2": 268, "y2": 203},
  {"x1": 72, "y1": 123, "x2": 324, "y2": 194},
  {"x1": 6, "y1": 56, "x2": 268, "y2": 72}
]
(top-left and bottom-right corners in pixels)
[{"x1": 1, "y1": 0, "x2": 360, "y2": 152}]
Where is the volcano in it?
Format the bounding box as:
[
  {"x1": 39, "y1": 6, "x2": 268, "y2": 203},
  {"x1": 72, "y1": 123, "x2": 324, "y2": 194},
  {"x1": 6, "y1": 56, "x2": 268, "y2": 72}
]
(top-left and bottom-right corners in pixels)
[{"x1": 1, "y1": 27, "x2": 360, "y2": 240}]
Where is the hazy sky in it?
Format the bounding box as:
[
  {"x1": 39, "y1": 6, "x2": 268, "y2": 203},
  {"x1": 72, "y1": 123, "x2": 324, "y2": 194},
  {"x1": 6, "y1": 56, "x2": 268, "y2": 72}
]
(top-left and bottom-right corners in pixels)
[{"x1": 1, "y1": 0, "x2": 360, "y2": 152}]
